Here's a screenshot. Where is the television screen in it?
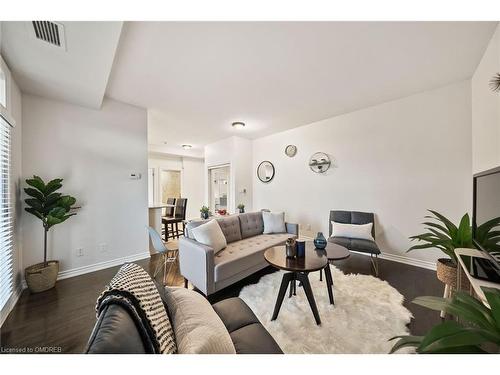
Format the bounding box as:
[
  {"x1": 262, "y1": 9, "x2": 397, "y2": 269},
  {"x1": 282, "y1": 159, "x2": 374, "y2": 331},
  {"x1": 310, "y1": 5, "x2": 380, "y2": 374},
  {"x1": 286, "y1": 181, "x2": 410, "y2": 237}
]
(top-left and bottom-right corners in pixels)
[{"x1": 473, "y1": 167, "x2": 500, "y2": 263}]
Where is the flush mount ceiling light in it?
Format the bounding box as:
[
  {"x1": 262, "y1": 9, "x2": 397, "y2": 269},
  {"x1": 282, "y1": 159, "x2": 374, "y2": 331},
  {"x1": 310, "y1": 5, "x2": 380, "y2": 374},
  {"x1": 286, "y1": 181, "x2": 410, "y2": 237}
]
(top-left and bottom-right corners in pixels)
[
  {"x1": 181, "y1": 144, "x2": 192, "y2": 150},
  {"x1": 232, "y1": 121, "x2": 245, "y2": 129}
]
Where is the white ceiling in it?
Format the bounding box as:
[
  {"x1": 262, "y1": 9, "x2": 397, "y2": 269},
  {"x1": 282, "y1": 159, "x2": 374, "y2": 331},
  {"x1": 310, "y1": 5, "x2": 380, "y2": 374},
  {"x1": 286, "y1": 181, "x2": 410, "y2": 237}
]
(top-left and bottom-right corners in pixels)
[
  {"x1": 106, "y1": 21, "x2": 498, "y2": 155},
  {"x1": 1, "y1": 21, "x2": 123, "y2": 109}
]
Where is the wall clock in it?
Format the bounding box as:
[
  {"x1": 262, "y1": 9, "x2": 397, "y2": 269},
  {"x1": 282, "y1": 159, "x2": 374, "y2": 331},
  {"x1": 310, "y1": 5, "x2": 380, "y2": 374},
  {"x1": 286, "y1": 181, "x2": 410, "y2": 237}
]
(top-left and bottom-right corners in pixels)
[{"x1": 285, "y1": 144, "x2": 297, "y2": 157}]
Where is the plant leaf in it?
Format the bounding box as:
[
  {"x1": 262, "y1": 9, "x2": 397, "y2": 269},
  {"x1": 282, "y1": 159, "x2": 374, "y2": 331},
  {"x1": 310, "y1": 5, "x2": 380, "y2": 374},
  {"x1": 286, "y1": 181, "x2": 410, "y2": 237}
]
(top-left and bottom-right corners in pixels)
[
  {"x1": 483, "y1": 287, "x2": 500, "y2": 329},
  {"x1": 24, "y1": 198, "x2": 43, "y2": 211},
  {"x1": 24, "y1": 187, "x2": 45, "y2": 201},
  {"x1": 25, "y1": 175, "x2": 46, "y2": 194},
  {"x1": 25, "y1": 207, "x2": 44, "y2": 221},
  {"x1": 45, "y1": 178, "x2": 63, "y2": 195},
  {"x1": 389, "y1": 335, "x2": 422, "y2": 353}
]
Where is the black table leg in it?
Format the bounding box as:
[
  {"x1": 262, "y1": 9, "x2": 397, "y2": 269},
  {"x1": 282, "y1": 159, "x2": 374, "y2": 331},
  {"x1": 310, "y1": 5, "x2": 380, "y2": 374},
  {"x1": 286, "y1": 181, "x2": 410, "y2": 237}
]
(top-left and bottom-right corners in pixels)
[
  {"x1": 296, "y1": 272, "x2": 321, "y2": 325},
  {"x1": 271, "y1": 272, "x2": 294, "y2": 321},
  {"x1": 323, "y1": 264, "x2": 334, "y2": 305},
  {"x1": 319, "y1": 268, "x2": 323, "y2": 281}
]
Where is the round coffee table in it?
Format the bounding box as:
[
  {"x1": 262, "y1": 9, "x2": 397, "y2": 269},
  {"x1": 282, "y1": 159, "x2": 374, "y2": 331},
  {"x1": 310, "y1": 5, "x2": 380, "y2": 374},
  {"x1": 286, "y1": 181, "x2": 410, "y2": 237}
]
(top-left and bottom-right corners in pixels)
[{"x1": 264, "y1": 246, "x2": 327, "y2": 325}]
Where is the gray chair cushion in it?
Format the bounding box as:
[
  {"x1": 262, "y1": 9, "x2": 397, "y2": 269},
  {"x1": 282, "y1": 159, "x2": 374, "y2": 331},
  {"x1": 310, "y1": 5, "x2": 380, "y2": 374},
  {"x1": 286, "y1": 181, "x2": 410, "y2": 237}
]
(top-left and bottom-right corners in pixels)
[
  {"x1": 328, "y1": 236, "x2": 351, "y2": 248},
  {"x1": 350, "y1": 238, "x2": 381, "y2": 255},
  {"x1": 216, "y1": 216, "x2": 242, "y2": 244},
  {"x1": 238, "y1": 212, "x2": 264, "y2": 239}
]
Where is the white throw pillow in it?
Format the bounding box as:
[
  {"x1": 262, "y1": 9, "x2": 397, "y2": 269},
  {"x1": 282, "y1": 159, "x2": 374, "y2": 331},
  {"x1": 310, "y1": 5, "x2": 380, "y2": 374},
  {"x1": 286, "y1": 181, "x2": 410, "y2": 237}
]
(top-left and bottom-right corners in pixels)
[
  {"x1": 164, "y1": 287, "x2": 236, "y2": 354},
  {"x1": 263, "y1": 211, "x2": 286, "y2": 234},
  {"x1": 331, "y1": 221, "x2": 374, "y2": 241},
  {"x1": 191, "y1": 219, "x2": 227, "y2": 253}
]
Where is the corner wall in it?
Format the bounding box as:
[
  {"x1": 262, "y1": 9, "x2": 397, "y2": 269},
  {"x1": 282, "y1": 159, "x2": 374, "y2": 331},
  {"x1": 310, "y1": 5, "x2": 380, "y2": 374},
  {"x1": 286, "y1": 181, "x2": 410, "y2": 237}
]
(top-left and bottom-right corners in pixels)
[
  {"x1": 252, "y1": 81, "x2": 472, "y2": 267},
  {"x1": 21, "y1": 95, "x2": 149, "y2": 275}
]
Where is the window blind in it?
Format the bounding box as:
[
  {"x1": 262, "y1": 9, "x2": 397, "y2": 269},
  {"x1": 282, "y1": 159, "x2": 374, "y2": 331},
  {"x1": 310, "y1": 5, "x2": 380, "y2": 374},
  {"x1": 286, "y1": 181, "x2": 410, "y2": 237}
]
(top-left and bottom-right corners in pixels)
[{"x1": 0, "y1": 113, "x2": 13, "y2": 311}]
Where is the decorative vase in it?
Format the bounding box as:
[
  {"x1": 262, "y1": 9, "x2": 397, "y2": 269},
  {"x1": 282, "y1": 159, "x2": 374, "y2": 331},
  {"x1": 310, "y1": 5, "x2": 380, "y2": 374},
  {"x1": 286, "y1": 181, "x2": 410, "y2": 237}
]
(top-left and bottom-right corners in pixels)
[
  {"x1": 285, "y1": 238, "x2": 297, "y2": 258},
  {"x1": 238, "y1": 208, "x2": 245, "y2": 213},
  {"x1": 201, "y1": 212, "x2": 209, "y2": 219},
  {"x1": 313, "y1": 232, "x2": 327, "y2": 250},
  {"x1": 25, "y1": 260, "x2": 59, "y2": 293}
]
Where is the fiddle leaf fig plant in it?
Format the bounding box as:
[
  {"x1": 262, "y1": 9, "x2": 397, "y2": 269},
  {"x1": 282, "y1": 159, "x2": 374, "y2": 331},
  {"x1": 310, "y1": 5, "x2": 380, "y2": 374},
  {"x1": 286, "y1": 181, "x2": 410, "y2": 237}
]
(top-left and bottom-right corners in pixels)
[{"x1": 24, "y1": 176, "x2": 78, "y2": 266}]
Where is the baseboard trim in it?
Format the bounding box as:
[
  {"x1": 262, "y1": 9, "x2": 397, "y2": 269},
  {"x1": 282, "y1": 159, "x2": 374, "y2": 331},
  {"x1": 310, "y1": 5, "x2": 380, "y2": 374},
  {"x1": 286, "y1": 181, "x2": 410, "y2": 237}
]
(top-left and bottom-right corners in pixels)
[
  {"x1": 20, "y1": 251, "x2": 151, "y2": 290},
  {"x1": 57, "y1": 251, "x2": 151, "y2": 281},
  {"x1": 1, "y1": 282, "x2": 24, "y2": 327},
  {"x1": 352, "y1": 250, "x2": 437, "y2": 271}
]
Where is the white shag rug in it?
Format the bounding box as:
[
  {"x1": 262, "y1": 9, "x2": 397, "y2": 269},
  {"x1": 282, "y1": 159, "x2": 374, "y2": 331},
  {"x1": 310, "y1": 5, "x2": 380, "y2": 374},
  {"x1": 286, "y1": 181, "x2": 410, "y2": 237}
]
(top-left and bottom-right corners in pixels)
[{"x1": 238, "y1": 267, "x2": 413, "y2": 354}]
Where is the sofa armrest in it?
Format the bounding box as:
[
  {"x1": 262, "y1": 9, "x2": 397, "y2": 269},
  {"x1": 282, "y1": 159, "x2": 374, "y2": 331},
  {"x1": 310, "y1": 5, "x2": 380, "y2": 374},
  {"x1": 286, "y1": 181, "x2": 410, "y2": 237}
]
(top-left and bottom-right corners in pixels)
[
  {"x1": 285, "y1": 222, "x2": 299, "y2": 236},
  {"x1": 179, "y1": 237, "x2": 215, "y2": 295}
]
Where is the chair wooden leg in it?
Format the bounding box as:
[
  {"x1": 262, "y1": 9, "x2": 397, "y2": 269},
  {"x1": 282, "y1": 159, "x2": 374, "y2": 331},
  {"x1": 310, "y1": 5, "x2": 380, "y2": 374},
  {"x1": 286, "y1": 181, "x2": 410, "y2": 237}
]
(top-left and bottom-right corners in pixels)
[{"x1": 184, "y1": 278, "x2": 188, "y2": 288}]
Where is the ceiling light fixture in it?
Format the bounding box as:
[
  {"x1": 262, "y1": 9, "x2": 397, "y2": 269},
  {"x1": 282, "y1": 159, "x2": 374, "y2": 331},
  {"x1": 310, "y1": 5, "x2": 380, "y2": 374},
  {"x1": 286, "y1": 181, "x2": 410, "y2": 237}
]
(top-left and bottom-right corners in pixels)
[
  {"x1": 181, "y1": 144, "x2": 192, "y2": 150},
  {"x1": 232, "y1": 121, "x2": 245, "y2": 129}
]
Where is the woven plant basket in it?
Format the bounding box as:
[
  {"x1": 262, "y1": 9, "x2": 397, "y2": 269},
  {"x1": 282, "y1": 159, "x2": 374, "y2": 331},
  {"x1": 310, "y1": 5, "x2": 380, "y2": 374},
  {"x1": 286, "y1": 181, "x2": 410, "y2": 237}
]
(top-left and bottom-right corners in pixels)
[
  {"x1": 25, "y1": 260, "x2": 59, "y2": 293},
  {"x1": 436, "y1": 258, "x2": 470, "y2": 291}
]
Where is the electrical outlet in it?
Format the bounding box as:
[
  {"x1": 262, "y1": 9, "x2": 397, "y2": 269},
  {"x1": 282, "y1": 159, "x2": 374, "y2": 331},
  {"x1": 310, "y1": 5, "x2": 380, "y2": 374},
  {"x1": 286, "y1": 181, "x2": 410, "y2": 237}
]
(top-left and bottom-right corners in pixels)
[
  {"x1": 98, "y1": 243, "x2": 108, "y2": 253},
  {"x1": 76, "y1": 248, "x2": 84, "y2": 257}
]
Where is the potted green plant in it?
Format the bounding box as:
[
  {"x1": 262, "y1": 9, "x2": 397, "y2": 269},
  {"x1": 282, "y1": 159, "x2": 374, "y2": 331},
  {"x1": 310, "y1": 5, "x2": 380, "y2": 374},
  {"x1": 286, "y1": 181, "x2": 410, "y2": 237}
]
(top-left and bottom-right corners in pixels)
[
  {"x1": 237, "y1": 203, "x2": 245, "y2": 214},
  {"x1": 408, "y1": 210, "x2": 500, "y2": 289},
  {"x1": 408, "y1": 210, "x2": 473, "y2": 288},
  {"x1": 200, "y1": 205, "x2": 211, "y2": 220},
  {"x1": 390, "y1": 287, "x2": 500, "y2": 353},
  {"x1": 24, "y1": 176, "x2": 78, "y2": 293}
]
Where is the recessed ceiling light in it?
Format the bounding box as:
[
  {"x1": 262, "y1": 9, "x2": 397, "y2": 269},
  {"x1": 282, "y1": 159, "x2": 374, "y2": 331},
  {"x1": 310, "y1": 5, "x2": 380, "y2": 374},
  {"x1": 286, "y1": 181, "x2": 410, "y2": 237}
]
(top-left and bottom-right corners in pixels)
[
  {"x1": 163, "y1": 141, "x2": 168, "y2": 145},
  {"x1": 232, "y1": 121, "x2": 245, "y2": 129},
  {"x1": 182, "y1": 144, "x2": 192, "y2": 150}
]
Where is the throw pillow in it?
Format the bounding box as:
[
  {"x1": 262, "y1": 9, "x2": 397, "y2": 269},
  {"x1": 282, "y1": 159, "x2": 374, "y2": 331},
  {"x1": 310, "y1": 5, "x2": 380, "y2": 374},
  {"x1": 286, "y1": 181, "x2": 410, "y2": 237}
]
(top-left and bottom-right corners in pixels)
[
  {"x1": 262, "y1": 211, "x2": 286, "y2": 234},
  {"x1": 331, "y1": 221, "x2": 374, "y2": 241},
  {"x1": 164, "y1": 287, "x2": 236, "y2": 354},
  {"x1": 191, "y1": 219, "x2": 227, "y2": 253}
]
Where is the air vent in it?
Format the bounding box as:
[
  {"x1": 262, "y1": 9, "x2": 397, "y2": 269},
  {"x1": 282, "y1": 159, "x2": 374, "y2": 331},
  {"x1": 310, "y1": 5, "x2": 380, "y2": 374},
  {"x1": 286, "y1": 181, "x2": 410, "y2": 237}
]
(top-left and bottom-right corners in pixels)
[{"x1": 32, "y1": 21, "x2": 66, "y2": 49}]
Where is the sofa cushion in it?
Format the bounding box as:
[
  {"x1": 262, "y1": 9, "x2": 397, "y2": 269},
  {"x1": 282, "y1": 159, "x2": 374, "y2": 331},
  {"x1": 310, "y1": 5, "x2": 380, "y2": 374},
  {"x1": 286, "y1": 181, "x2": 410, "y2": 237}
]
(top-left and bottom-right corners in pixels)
[
  {"x1": 238, "y1": 212, "x2": 264, "y2": 239},
  {"x1": 262, "y1": 211, "x2": 286, "y2": 234},
  {"x1": 350, "y1": 238, "x2": 381, "y2": 255},
  {"x1": 216, "y1": 215, "x2": 242, "y2": 243},
  {"x1": 214, "y1": 234, "x2": 292, "y2": 282},
  {"x1": 191, "y1": 219, "x2": 227, "y2": 254},
  {"x1": 164, "y1": 287, "x2": 236, "y2": 354},
  {"x1": 212, "y1": 297, "x2": 283, "y2": 354},
  {"x1": 184, "y1": 219, "x2": 208, "y2": 239}
]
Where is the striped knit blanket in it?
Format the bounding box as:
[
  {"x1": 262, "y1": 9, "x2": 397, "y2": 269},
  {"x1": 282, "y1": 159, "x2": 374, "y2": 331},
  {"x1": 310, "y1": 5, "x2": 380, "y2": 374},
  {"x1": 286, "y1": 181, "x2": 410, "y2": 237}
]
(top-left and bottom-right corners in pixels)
[{"x1": 95, "y1": 263, "x2": 177, "y2": 354}]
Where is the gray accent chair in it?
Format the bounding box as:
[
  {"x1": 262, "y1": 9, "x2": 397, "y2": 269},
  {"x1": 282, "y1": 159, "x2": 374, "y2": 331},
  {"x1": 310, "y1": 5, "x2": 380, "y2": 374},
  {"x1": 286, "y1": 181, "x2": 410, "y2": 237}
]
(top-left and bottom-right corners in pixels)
[
  {"x1": 328, "y1": 210, "x2": 380, "y2": 276},
  {"x1": 179, "y1": 212, "x2": 299, "y2": 296}
]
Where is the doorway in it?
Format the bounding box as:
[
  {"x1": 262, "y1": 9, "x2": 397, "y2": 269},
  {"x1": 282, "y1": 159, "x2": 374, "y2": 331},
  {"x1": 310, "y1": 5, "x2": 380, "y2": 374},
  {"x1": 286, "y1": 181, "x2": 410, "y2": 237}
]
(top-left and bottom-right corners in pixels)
[
  {"x1": 209, "y1": 165, "x2": 230, "y2": 213},
  {"x1": 160, "y1": 170, "x2": 181, "y2": 203}
]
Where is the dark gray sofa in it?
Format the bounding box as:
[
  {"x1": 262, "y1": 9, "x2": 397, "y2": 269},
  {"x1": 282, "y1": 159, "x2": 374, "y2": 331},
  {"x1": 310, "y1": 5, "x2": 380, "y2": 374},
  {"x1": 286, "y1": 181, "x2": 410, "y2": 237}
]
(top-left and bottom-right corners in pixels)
[
  {"x1": 328, "y1": 210, "x2": 380, "y2": 275},
  {"x1": 179, "y1": 212, "x2": 298, "y2": 296},
  {"x1": 85, "y1": 282, "x2": 282, "y2": 354}
]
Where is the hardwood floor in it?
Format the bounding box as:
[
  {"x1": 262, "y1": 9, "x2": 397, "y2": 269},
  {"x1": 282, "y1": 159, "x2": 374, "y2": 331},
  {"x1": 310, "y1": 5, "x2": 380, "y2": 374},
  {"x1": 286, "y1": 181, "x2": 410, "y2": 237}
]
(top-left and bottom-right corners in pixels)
[{"x1": 0, "y1": 250, "x2": 443, "y2": 353}]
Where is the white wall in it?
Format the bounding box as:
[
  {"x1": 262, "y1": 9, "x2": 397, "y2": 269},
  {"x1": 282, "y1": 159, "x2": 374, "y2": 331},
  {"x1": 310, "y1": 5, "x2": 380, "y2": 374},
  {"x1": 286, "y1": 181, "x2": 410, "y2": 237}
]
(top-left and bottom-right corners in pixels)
[
  {"x1": 204, "y1": 136, "x2": 253, "y2": 213},
  {"x1": 253, "y1": 81, "x2": 472, "y2": 266},
  {"x1": 148, "y1": 153, "x2": 204, "y2": 220},
  {"x1": 22, "y1": 95, "x2": 149, "y2": 274},
  {"x1": 472, "y1": 24, "x2": 500, "y2": 173}
]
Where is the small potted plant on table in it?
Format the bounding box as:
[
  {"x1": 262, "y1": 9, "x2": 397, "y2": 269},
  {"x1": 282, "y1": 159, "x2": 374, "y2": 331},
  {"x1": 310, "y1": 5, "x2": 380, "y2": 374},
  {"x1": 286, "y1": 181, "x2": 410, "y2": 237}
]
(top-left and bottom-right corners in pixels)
[
  {"x1": 200, "y1": 206, "x2": 211, "y2": 220},
  {"x1": 237, "y1": 203, "x2": 245, "y2": 214},
  {"x1": 24, "y1": 176, "x2": 78, "y2": 293}
]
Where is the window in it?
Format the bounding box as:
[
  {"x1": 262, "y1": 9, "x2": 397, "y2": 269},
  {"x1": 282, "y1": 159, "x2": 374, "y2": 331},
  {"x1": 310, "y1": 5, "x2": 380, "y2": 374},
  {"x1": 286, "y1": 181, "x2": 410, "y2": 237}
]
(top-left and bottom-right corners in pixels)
[
  {"x1": 0, "y1": 67, "x2": 6, "y2": 108},
  {"x1": 0, "y1": 112, "x2": 13, "y2": 311}
]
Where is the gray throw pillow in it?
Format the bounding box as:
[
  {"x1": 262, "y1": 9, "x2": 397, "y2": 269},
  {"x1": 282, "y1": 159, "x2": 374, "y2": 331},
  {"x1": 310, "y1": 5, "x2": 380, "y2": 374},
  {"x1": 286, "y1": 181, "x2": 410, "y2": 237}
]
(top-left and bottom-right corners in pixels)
[
  {"x1": 262, "y1": 211, "x2": 286, "y2": 234},
  {"x1": 164, "y1": 287, "x2": 236, "y2": 354}
]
